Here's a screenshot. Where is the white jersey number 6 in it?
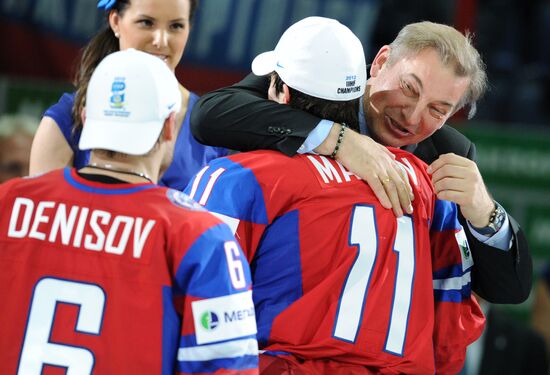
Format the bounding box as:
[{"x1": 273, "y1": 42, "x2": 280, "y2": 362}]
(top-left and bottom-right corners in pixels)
[{"x1": 18, "y1": 277, "x2": 105, "y2": 375}]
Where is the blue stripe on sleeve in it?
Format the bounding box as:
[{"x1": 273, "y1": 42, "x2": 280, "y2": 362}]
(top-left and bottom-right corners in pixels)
[
  {"x1": 179, "y1": 333, "x2": 257, "y2": 348},
  {"x1": 174, "y1": 223, "x2": 252, "y2": 298},
  {"x1": 262, "y1": 350, "x2": 292, "y2": 356},
  {"x1": 434, "y1": 283, "x2": 472, "y2": 303},
  {"x1": 431, "y1": 199, "x2": 461, "y2": 232},
  {"x1": 251, "y1": 210, "x2": 303, "y2": 346},
  {"x1": 433, "y1": 264, "x2": 465, "y2": 279},
  {"x1": 162, "y1": 286, "x2": 180, "y2": 375},
  {"x1": 433, "y1": 260, "x2": 473, "y2": 303},
  {"x1": 177, "y1": 354, "x2": 258, "y2": 374},
  {"x1": 177, "y1": 334, "x2": 258, "y2": 373},
  {"x1": 184, "y1": 157, "x2": 269, "y2": 225}
]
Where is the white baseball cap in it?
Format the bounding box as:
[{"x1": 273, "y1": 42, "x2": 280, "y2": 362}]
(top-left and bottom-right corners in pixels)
[
  {"x1": 79, "y1": 49, "x2": 181, "y2": 155},
  {"x1": 251, "y1": 16, "x2": 366, "y2": 101}
]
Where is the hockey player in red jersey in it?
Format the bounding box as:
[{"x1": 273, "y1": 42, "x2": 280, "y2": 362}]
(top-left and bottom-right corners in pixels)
[
  {"x1": 0, "y1": 49, "x2": 258, "y2": 375},
  {"x1": 185, "y1": 17, "x2": 484, "y2": 374}
]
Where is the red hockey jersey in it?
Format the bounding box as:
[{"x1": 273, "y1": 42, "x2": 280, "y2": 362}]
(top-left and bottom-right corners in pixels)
[
  {"x1": 0, "y1": 169, "x2": 258, "y2": 375},
  {"x1": 186, "y1": 149, "x2": 484, "y2": 374}
]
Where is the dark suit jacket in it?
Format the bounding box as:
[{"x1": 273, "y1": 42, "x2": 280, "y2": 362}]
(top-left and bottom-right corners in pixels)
[
  {"x1": 191, "y1": 73, "x2": 532, "y2": 304},
  {"x1": 477, "y1": 308, "x2": 548, "y2": 375}
]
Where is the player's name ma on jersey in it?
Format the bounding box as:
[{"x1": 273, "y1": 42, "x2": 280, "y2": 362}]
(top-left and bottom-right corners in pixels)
[
  {"x1": 6, "y1": 197, "x2": 156, "y2": 259},
  {"x1": 306, "y1": 154, "x2": 419, "y2": 187}
]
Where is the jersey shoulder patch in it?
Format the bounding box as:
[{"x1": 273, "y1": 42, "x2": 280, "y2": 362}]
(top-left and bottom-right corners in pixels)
[{"x1": 166, "y1": 189, "x2": 205, "y2": 211}]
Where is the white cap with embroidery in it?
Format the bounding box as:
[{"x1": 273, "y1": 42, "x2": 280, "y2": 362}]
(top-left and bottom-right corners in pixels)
[
  {"x1": 251, "y1": 16, "x2": 366, "y2": 101},
  {"x1": 80, "y1": 49, "x2": 181, "y2": 155}
]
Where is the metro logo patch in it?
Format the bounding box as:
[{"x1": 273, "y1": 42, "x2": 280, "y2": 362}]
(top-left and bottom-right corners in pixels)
[
  {"x1": 192, "y1": 291, "x2": 256, "y2": 345},
  {"x1": 200, "y1": 311, "x2": 220, "y2": 330}
]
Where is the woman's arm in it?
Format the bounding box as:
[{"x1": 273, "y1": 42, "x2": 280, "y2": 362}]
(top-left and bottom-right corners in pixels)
[{"x1": 29, "y1": 116, "x2": 73, "y2": 175}]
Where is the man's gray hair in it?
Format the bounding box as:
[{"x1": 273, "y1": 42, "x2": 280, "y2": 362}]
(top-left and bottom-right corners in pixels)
[{"x1": 388, "y1": 21, "x2": 488, "y2": 119}]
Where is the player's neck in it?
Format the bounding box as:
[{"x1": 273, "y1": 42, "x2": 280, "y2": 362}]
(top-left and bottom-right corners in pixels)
[{"x1": 80, "y1": 155, "x2": 159, "y2": 184}]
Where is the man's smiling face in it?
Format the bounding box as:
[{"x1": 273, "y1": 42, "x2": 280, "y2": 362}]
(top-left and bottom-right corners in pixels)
[{"x1": 364, "y1": 46, "x2": 470, "y2": 147}]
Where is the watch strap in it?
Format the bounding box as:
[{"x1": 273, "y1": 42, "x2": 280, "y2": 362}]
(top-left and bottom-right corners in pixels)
[{"x1": 471, "y1": 201, "x2": 506, "y2": 235}]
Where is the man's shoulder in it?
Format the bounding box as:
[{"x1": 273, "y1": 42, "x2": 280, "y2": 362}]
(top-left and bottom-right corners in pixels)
[
  {"x1": 431, "y1": 124, "x2": 471, "y2": 144},
  {"x1": 228, "y1": 150, "x2": 299, "y2": 172},
  {"x1": 415, "y1": 124, "x2": 474, "y2": 163},
  {"x1": 239, "y1": 72, "x2": 271, "y2": 90}
]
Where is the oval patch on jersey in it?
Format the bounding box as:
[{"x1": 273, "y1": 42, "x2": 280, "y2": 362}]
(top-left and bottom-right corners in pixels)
[{"x1": 166, "y1": 189, "x2": 205, "y2": 211}]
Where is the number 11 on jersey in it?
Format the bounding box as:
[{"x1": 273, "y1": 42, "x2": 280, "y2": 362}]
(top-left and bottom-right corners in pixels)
[{"x1": 333, "y1": 205, "x2": 415, "y2": 356}]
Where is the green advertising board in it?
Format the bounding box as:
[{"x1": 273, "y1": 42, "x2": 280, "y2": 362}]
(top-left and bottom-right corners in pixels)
[
  {"x1": 462, "y1": 124, "x2": 550, "y2": 189},
  {"x1": 0, "y1": 76, "x2": 72, "y2": 118},
  {"x1": 460, "y1": 122, "x2": 550, "y2": 317},
  {"x1": 460, "y1": 122, "x2": 550, "y2": 263}
]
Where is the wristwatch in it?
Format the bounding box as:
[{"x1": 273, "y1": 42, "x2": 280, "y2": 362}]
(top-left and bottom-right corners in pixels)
[{"x1": 472, "y1": 201, "x2": 506, "y2": 236}]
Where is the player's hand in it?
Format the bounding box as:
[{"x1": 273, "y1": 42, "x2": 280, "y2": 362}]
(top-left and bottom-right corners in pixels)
[
  {"x1": 428, "y1": 153, "x2": 494, "y2": 227},
  {"x1": 334, "y1": 128, "x2": 414, "y2": 217}
]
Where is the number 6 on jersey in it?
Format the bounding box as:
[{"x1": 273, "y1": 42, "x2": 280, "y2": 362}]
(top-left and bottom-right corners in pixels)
[{"x1": 18, "y1": 277, "x2": 105, "y2": 375}]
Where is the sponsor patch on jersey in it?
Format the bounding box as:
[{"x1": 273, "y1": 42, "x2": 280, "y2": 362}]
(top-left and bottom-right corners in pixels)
[
  {"x1": 166, "y1": 189, "x2": 205, "y2": 211},
  {"x1": 191, "y1": 291, "x2": 257, "y2": 345},
  {"x1": 455, "y1": 228, "x2": 473, "y2": 271}
]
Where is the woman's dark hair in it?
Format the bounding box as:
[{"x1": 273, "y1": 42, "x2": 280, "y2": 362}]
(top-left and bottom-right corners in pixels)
[
  {"x1": 271, "y1": 73, "x2": 359, "y2": 131},
  {"x1": 71, "y1": 0, "x2": 199, "y2": 133}
]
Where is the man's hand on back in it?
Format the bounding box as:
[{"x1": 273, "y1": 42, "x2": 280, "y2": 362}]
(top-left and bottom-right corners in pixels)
[{"x1": 315, "y1": 123, "x2": 414, "y2": 217}]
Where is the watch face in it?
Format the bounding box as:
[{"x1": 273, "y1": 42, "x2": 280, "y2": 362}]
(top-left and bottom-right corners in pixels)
[
  {"x1": 470, "y1": 202, "x2": 506, "y2": 235},
  {"x1": 490, "y1": 205, "x2": 506, "y2": 231}
]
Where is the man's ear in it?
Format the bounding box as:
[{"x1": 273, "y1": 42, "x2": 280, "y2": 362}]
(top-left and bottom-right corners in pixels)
[
  {"x1": 81, "y1": 107, "x2": 86, "y2": 126},
  {"x1": 282, "y1": 83, "x2": 291, "y2": 104},
  {"x1": 267, "y1": 75, "x2": 291, "y2": 104},
  {"x1": 370, "y1": 45, "x2": 391, "y2": 78},
  {"x1": 267, "y1": 75, "x2": 278, "y2": 101},
  {"x1": 162, "y1": 112, "x2": 176, "y2": 141}
]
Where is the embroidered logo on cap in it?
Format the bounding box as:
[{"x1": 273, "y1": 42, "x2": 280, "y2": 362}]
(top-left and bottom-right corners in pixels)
[
  {"x1": 337, "y1": 74, "x2": 361, "y2": 95},
  {"x1": 110, "y1": 78, "x2": 126, "y2": 109},
  {"x1": 104, "y1": 77, "x2": 130, "y2": 118}
]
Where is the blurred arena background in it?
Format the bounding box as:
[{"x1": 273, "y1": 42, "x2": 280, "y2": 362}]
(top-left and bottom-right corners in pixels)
[{"x1": 1, "y1": 0, "x2": 549, "y2": 321}]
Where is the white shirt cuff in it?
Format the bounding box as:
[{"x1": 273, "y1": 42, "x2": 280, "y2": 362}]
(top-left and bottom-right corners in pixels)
[
  {"x1": 467, "y1": 214, "x2": 513, "y2": 251},
  {"x1": 297, "y1": 120, "x2": 333, "y2": 154}
]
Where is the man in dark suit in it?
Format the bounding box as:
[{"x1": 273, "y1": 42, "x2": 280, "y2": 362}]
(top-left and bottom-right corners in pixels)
[{"x1": 190, "y1": 21, "x2": 531, "y2": 304}]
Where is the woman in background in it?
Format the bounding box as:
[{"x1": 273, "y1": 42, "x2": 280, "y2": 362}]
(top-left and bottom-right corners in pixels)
[{"x1": 29, "y1": 0, "x2": 227, "y2": 190}]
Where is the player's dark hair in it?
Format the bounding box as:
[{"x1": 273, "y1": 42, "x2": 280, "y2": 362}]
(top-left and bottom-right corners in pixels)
[
  {"x1": 271, "y1": 72, "x2": 359, "y2": 131},
  {"x1": 72, "y1": 0, "x2": 199, "y2": 135}
]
